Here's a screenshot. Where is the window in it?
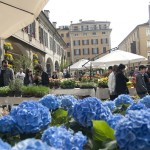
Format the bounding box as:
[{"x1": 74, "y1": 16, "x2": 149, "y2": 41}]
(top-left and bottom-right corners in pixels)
[
  {"x1": 74, "y1": 49, "x2": 81, "y2": 55},
  {"x1": 73, "y1": 40, "x2": 80, "y2": 46},
  {"x1": 103, "y1": 47, "x2": 106, "y2": 53},
  {"x1": 66, "y1": 43, "x2": 70, "y2": 47},
  {"x1": 74, "y1": 34, "x2": 78, "y2": 36},
  {"x1": 147, "y1": 41, "x2": 150, "y2": 48},
  {"x1": 82, "y1": 40, "x2": 89, "y2": 45},
  {"x1": 102, "y1": 32, "x2": 106, "y2": 34},
  {"x1": 66, "y1": 33, "x2": 69, "y2": 37},
  {"x1": 61, "y1": 34, "x2": 64, "y2": 37},
  {"x1": 146, "y1": 28, "x2": 150, "y2": 36},
  {"x1": 93, "y1": 32, "x2": 96, "y2": 35},
  {"x1": 67, "y1": 52, "x2": 70, "y2": 57},
  {"x1": 50, "y1": 37, "x2": 53, "y2": 50},
  {"x1": 83, "y1": 32, "x2": 87, "y2": 36},
  {"x1": 92, "y1": 48, "x2": 99, "y2": 54},
  {"x1": 83, "y1": 48, "x2": 89, "y2": 55},
  {"x1": 101, "y1": 38, "x2": 108, "y2": 44},
  {"x1": 73, "y1": 26, "x2": 78, "y2": 31},
  {"x1": 92, "y1": 39, "x2": 98, "y2": 45}
]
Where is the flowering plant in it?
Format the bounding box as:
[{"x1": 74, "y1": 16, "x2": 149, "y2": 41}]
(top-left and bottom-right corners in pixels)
[
  {"x1": 139, "y1": 95, "x2": 150, "y2": 108},
  {"x1": 98, "y1": 77, "x2": 108, "y2": 88},
  {"x1": 107, "y1": 114, "x2": 124, "y2": 129},
  {"x1": 39, "y1": 94, "x2": 59, "y2": 111},
  {"x1": 115, "y1": 109, "x2": 150, "y2": 150},
  {"x1": 49, "y1": 79, "x2": 60, "y2": 89},
  {"x1": 4, "y1": 53, "x2": 13, "y2": 61},
  {"x1": 115, "y1": 94, "x2": 134, "y2": 107},
  {"x1": 69, "y1": 97, "x2": 112, "y2": 128},
  {"x1": 0, "y1": 139, "x2": 11, "y2": 150},
  {"x1": 10, "y1": 101, "x2": 51, "y2": 134},
  {"x1": 12, "y1": 138, "x2": 51, "y2": 150},
  {"x1": 126, "y1": 102, "x2": 147, "y2": 114},
  {"x1": 4, "y1": 42, "x2": 13, "y2": 50},
  {"x1": 41, "y1": 126, "x2": 87, "y2": 150},
  {"x1": 57, "y1": 95, "x2": 77, "y2": 110},
  {"x1": 103, "y1": 100, "x2": 116, "y2": 111}
]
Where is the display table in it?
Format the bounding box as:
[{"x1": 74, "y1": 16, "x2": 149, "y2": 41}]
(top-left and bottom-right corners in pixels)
[
  {"x1": 0, "y1": 97, "x2": 39, "y2": 105},
  {"x1": 96, "y1": 88, "x2": 109, "y2": 100},
  {"x1": 51, "y1": 88, "x2": 96, "y2": 97},
  {"x1": 96, "y1": 87, "x2": 137, "y2": 100}
]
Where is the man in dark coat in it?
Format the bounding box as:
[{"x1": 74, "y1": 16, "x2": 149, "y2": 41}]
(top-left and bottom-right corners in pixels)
[
  {"x1": 115, "y1": 64, "x2": 129, "y2": 96},
  {"x1": 34, "y1": 64, "x2": 49, "y2": 86}
]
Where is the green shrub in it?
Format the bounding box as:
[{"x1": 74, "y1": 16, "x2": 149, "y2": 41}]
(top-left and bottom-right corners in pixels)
[
  {"x1": 22, "y1": 85, "x2": 49, "y2": 97},
  {"x1": 0, "y1": 86, "x2": 10, "y2": 96},
  {"x1": 60, "y1": 79, "x2": 76, "y2": 89},
  {"x1": 9, "y1": 78, "x2": 23, "y2": 92},
  {"x1": 79, "y1": 82, "x2": 97, "y2": 89}
]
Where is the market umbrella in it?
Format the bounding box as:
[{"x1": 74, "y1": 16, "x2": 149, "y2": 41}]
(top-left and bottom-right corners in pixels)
[
  {"x1": 70, "y1": 59, "x2": 91, "y2": 70},
  {"x1": 92, "y1": 50, "x2": 147, "y2": 67},
  {"x1": 0, "y1": 0, "x2": 49, "y2": 39}
]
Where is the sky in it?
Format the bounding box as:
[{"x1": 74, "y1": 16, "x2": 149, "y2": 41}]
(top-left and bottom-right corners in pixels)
[{"x1": 44, "y1": 0, "x2": 150, "y2": 48}]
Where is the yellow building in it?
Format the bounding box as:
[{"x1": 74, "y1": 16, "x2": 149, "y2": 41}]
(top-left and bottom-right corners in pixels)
[
  {"x1": 58, "y1": 20, "x2": 112, "y2": 63},
  {"x1": 118, "y1": 22, "x2": 150, "y2": 64}
]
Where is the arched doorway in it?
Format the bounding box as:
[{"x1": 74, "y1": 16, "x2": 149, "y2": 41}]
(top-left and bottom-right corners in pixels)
[
  {"x1": 55, "y1": 61, "x2": 59, "y2": 72},
  {"x1": 46, "y1": 58, "x2": 53, "y2": 77}
]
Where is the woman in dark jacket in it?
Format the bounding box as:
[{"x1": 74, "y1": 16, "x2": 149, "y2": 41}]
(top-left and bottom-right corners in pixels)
[
  {"x1": 24, "y1": 68, "x2": 34, "y2": 86},
  {"x1": 115, "y1": 64, "x2": 129, "y2": 96}
]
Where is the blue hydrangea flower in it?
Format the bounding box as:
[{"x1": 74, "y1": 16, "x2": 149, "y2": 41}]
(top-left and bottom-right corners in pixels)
[
  {"x1": 139, "y1": 95, "x2": 150, "y2": 108},
  {"x1": 115, "y1": 109, "x2": 150, "y2": 150},
  {"x1": 41, "y1": 126, "x2": 87, "y2": 150},
  {"x1": 115, "y1": 94, "x2": 134, "y2": 107},
  {"x1": 0, "y1": 115, "x2": 19, "y2": 135},
  {"x1": 12, "y1": 138, "x2": 52, "y2": 150},
  {"x1": 0, "y1": 139, "x2": 11, "y2": 150},
  {"x1": 126, "y1": 102, "x2": 147, "y2": 114},
  {"x1": 103, "y1": 101, "x2": 116, "y2": 111},
  {"x1": 39, "y1": 94, "x2": 59, "y2": 110},
  {"x1": 107, "y1": 114, "x2": 124, "y2": 129},
  {"x1": 69, "y1": 97, "x2": 112, "y2": 128},
  {"x1": 10, "y1": 100, "x2": 51, "y2": 134},
  {"x1": 57, "y1": 95, "x2": 78, "y2": 110}
]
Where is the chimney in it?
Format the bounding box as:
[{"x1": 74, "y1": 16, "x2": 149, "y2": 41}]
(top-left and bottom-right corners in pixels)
[
  {"x1": 79, "y1": 19, "x2": 82, "y2": 23},
  {"x1": 44, "y1": 10, "x2": 50, "y2": 19},
  {"x1": 52, "y1": 22, "x2": 57, "y2": 28},
  {"x1": 70, "y1": 21, "x2": 73, "y2": 24}
]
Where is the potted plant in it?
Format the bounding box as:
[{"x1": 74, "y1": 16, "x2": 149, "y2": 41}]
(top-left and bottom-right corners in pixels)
[
  {"x1": 79, "y1": 82, "x2": 97, "y2": 89},
  {"x1": 0, "y1": 86, "x2": 10, "y2": 97},
  {"x1": 60, "y1": 79, "x2": 76, "y2": 89},
  {"x1": 9, "y1": 78, "x2": 23, "y2": 97}
]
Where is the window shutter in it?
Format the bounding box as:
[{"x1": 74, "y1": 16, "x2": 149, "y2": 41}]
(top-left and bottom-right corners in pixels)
[
  {"x1": 101, "y1": 39, "x2": 103, "y2": 44},
  {"x1": 91, "y1": 39, "x2": 93, "y2": 45}
]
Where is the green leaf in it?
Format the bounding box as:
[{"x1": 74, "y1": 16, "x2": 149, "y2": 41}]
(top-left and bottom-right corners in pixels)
[
  {"x1": 51, "y1": 108, "x2": 69, "y2": 126},
  {"x1": 92, "y1": 120, "x2": 115, "y2": 142},
  {"x1": 99, "y1": 140, "x2": 119, "y2": 150}
]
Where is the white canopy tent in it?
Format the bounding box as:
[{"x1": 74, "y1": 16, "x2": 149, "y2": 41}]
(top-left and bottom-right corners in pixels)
[
  {"x1": 0, "y1": 0, "x2": 49, "y2": 39},
  {"x1": 92, "y1": 50, "x2": 147, "y2": 67},
  {"x1": 69, "y1": 59, "x2": 91, "y2": 71}
]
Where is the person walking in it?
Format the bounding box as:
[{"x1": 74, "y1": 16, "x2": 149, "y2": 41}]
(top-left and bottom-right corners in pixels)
[
  {"x1": 108, "y1": 65, "x2": 118, "y2": 100},
  {"x1": 115, "y1": 64, "x2": 129, "y2": 96},
  {"x1": 136, "y1": 65, "x2": 148, "y2": 98},
  {"x1": 0, "y1": 60, "x2": 14, "y2": 87}
]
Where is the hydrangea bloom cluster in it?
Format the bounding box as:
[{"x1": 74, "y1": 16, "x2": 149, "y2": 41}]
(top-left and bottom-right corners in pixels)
[
  {"x1": 0, "y1": 139, "x2": 11, "y2": 150},
  {"x1": 69, "y1": 97, "x2": 112, "y2": 128},
  {"x1": 126, "y1": 102, "x2": 147, "y2": 114},
  {"x1": 115, "y1": 109, "x2": 150, "y2": 150},
  {"x1": 103, "y1": 101, "x2": 116, "y2": 111},
  {"x1": 57, "y1": 95, "x2": 78, "y2": 110},
  {"x1": 139, "y1": 95, "x2": 150, "y2": 108},
  {"x1": 0, "y1": 115, "x2": 19, "y2": 135},
  {"x1": 39, "y1": 94, "x2": 59, "y2": 110},
  {"x1": 115, "y1": 94, "x2": 134, "y2": 107},
  {"x1": 12, "y1": 138, "x2": 53, "y2": 150},
  {"x1": 42, "y1": 126, "x2": 87, "y2": 150},
  {"x1": 10, "y1": 100, "x2": 51, "y2": 134},
  {"x1": 107, "y1": 114, "x2": 124, "y2": 129}
]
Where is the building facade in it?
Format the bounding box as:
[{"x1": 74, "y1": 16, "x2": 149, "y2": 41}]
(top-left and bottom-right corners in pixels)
[
  {"x1": 58, "y1": 20, "x2": 112, "y2": 64},
  {"x1": 118, "y1": 22, "x2": 150, "y2": 64},
  {"x1": 0, "y1": 11, "x2": 66, "y2": 76}
]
